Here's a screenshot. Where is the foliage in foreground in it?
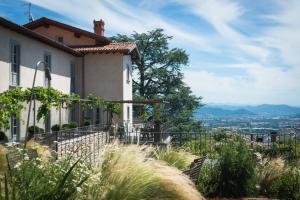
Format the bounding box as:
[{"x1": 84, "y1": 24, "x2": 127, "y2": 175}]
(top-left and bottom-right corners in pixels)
[
  {"x1": 12, "y1": 156, "x2": 89, "y2": 200},
  {"x1": 1, "y1": 144, "x2": 204, "y2": 200},
  {"x1": 81, "y1": 144, "x2": 204, "y2": 200},
  {"x1": 197, "y1": 139, "x2": 256, "y2": 198}
]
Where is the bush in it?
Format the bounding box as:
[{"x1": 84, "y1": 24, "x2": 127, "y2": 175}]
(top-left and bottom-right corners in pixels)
[
  {"x1": 27, "y1": 126, "x2": 44, "y2": 139},
  {"x1": 0, "y1": 131, "x2": 8, "y2": 142},
  {"x1": 69, "y1": 121, "x2": 78, "y2": 129},
  {"x1": 61, "y1": 124, "x2": 70, "y2": 130},
  {"x1": 212, "y1": 130, "x2": 228, "y2": 142},
  {"x1": 183, "y1": 137, "x2": 215, "y2": 157},
  {"x1": 51, "y1": 124, "x2": 61, "y2": 132},
  {"x1": 197, "y1": 139, "x2": 256, "y2": 197},
  {"x1": 83, "y1": 120, "x2": 91, "y2": 126}
]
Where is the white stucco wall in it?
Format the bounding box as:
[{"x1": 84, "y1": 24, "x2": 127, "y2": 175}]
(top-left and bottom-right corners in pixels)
[
  {"x1": 122, "y1": 55, "x2": 133, "y2": 124},
  {"x1": 84, "y1": 53, "x2": 123, "y2": 100},
  {"x1": 0, "y1": 26, "x2": 76, "y2": 140},
  {"x1": 84, "y1": 53, "x2": 133, "y2": 123}
]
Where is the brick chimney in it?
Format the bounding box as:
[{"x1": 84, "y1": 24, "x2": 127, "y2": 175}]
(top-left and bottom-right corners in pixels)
[{"x1": 93, "y1": 19, "x2": 105, "y2": 37}]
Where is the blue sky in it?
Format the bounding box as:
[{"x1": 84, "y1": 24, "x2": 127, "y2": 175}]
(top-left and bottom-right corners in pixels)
[{"x1": 1, "y1": 0, "x2": 300, "y2": 106}]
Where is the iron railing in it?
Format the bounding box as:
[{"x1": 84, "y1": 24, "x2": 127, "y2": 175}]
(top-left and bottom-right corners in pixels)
[{"x1": 33, "y1": 125, "x2": 300, "y2": 163}]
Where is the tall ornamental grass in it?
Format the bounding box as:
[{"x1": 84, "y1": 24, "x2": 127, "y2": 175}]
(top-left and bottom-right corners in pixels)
[
  {"x1": 257, "y1": 157, "x2": 287, "y2": 195},
  {"x1": 257, "y1": 157, "x2": 300, "y2": 199},
  {"x1": 83, "y1": 144, "x2": 205, "y2": 200},
  {"x1": 154, "y1": 145, "x2": 196, "y2": 170}
]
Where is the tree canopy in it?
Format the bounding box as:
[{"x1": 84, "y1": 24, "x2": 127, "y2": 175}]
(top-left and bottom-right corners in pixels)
[{"x1": 111, "y1": 29, "x2": 202, "y2": 132}]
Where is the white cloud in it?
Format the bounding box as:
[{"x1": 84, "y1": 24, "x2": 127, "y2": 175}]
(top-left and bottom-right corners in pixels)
[
  {"x1": 27, "y1": 0, "x2": 215, "y2": 52},
  {"x1": 259, "y1": 0, "x2": 300, "y2": 68},
  {"x1": 184, "y1": 63, "x2": 300, "y2": 106},
  {"x1": 25, "y1": 0, "x2": 300, "y2": 106}
]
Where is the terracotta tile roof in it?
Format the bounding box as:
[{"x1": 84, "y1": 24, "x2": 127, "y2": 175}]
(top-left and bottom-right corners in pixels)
[
  {"x1": 73, "y1": 42, "x2": 137, "y2": 54},
  {"x1": 73, "y1": 42, "x2": 140, "y2": 60}
]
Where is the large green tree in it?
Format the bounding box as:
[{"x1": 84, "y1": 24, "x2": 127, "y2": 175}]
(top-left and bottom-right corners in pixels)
[{"x1": 111, "y1": 29, "x2": 202, "y2": 132}]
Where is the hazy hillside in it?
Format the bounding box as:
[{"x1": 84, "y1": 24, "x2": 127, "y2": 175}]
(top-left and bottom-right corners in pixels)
[
  {"x1": 244, "y1": 104, "x2": 300, "y2": 116},
  {"x1": 195, "y1": 104, "x2": 300, "y2": 118},
  {"x1": 195, "y1": 106, "x2": 255, "y2": 118}
]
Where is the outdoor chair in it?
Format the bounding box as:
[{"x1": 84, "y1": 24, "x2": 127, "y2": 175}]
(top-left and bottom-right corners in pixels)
[
  {"x1": 6, "y1": 149, "x2": 39, "y2": 176},
  {"x1": 183, "y1": 155, "x2": 207, "y2": 184}
]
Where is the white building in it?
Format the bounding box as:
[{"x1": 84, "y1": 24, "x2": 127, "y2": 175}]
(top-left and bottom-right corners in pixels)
[{"x1": 0, "y1": 17, "x2": 140, "y2": 141}]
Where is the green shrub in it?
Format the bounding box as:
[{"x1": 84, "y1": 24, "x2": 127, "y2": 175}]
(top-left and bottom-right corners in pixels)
[
  {"x1": 0, "y1": 131, "x2": 8, "y2": 142},
  {"x1": 83, "y1": 120, "x2": 91, "y2": 126},
  {"x1": 197, "y1": 139, "x2": 256, "y2": 197},
  {"x1": 69, "y1": 122, "x2": 78, "y2": 129},
  {"x1": 61, "y1": 124, "x2": 70, "y2": 130},
  {"x1": 27, "y1": 126, "x2": 44, "y2": 139},
  {"x1": 197, "y1": 164, "x2": 219, "y2": 197},
  {"x1": 183, "y1": 137, "x2": 214, "y2": 157},
  {"x1": 51, "y1": 124, "x2": 61, "y2": 132},
  {"x1": 28, "y1": 126, "x2": 44, "y2": 134},
  {"x1": 212, "y1": 130, "x2": 228, "y2": 142}
]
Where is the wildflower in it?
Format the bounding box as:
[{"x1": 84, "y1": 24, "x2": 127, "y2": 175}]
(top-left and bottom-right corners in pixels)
[
  {"x1": 14, "y1": 162, "x2": 21, "y2": 169},
  {"x1": 76, "y1": 187, "x2": 82, "y2": 192},
  {"x1": 24, "y1": 155, "x2": 30, "y2": 161}
]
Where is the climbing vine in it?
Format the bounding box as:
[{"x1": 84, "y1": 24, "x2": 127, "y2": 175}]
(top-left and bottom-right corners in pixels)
[{"x1": 0, "y1": 87, "x2": 121, "y2": 130}]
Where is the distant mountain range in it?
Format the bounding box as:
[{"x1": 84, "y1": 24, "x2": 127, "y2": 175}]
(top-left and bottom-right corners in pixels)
[{"x1": 195, "y1": 104, "x2": 300, "y2": 118}]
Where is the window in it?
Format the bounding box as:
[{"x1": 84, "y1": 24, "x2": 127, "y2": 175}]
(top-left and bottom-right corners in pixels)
[
  {"x1": 127, "y1": 106, "x2": 130, "y2": 121},
  {"x1": 11, "y1": 115, "x2": 19, "y2": 141},
  {"x1": 10, "y1": 41, "x2": 20, "y2": 86},
  {"x1": 126, "y1": 64, "x2": 130, "y2": 83},
  {"x1": 70, "y1": 62, "x2": 76, "y2": 93},
  {"x1": 44, "y1": 53, "x2": 51, "y2": 87}
]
